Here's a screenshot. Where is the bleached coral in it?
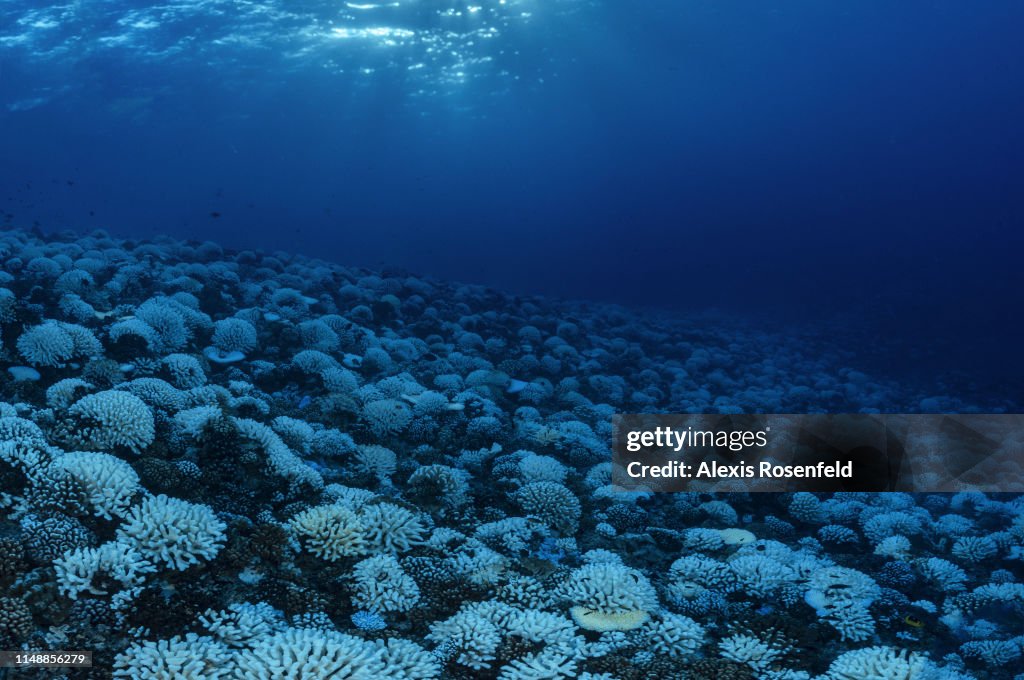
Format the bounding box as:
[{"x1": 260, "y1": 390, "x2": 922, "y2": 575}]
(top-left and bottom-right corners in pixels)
[
  {"x1": 682, "y1": 527, "x2": 726, "y2": 552},
  {"x1": 109, "y1": 318, "x2": 159, "y2": 352},
  {"x1": 197, "y1": 602, "x2": 285, "y2": 647},
  {"x1": 825, "y1": 645, "x2": 929, "y2": 679},
  {"x1": 45, "y1": 378, "x2": 93, "y2": 410},
  {"x1": 135, "y1": 298, "x2": 190, "y2": 351},
  {"x1": 951, "y1": 535, "x2": 998, "y2": 563},
  {"x1": 163, "y1": 353, "x2": 207, "y2": 389},
  {"x1": 428, "y1": 602, "x2": 579, "y2": 672},
  {"x1": 292, "y1": 349, "x2": 340, "y2": 374},
  {"x1": 960, "y1": 639, "x2": 1021, "y2": 666},
  {"x1": 116, "y1": 494, "x2": 226, "y2": 570},
  {"x1": 560, "y1": 563, "x2": 658, "y2": 630},
  {"x1": 475, "y1": 517, "x2": 541, "y2": 554},
  {"x1": 517, "y1": 453, "x2": 568, "y2": 484},
  {"x1": 362, "y1": 398, "x2": 414, "y2": 437},
  {"x1": 874, "y1": 534, "x2": 912, "y2": 559},
  {"x1": 644, "y1": 612, "x2": 705, "y2": 659},
  {"x1": 67, "y1": 390, "x2": 155, "y2": 453},
  {"x1": 449, "y1": 539, "x2": 509, "y2": 586},
  {"x1": 374, "y1": 638, "x2": 441, "y2": 679},
  {"x1": 863, "y1": 511, "x2": 923, "y2": 543},
  {"x1": 54, "y1": 539, "x2": 156, "y2": 602},
  {"x1": 233, "y1": 628, "x2": 387, "y2": 679},
  {"x1": 113, "y1": 633, "x2": 232, "y2": 679},
  {"x1": 497, "y1": 649, "x2": 577, "y2": 680},
  {"x1": 824, "y1": 600, "x2": 876, "y2": 642},
  {"x1": 233, "y1": 417, "x2": 322, "y2": 491},
  {"x1": 512, "y1": 481, "x2": 581, "y2": 535},
  {"x1": 351, "y1": 554, "x2": 421, "y2": 613},
  {"x1": 270, "y1": 416, "x2": 315, "y2": 453},
  {"x1": 119, "y1": 378, "x2": 186, "y2": 413},
  {"x1": 917, "y1": 557, "x2": 968, "y2": 592},
  {"x1": 728, "y1": 554, "x2": 796, "y2": 597},
  {"x1": 407, "y1": 464, "x2": 470, "y2": 511},
  {"x1": 427, "y1": 603, "x2": 503, "y2": 670},
  {"x1": 360, "y1": 502, "x2": 427, "y2": 553},
  {"x1": 719, "y1": 633, "x2": 788, "y2": 671},
  {"x1": 173, "y1": 406, "x2": 225, "y2": 439},
  {"x1": 289, "y1": 503, "x2": 368, "y2": 560},
  {"x1": 355, "y1": 444, "x2": 398, "y2": 479},
  {"x1": 17, "y1": 320, "x2": 101, "y2": 367},
  {"x1": 212, "y1": 317, "x2": 258, "y2": 353},
  {"x1": 52, "y1": 451, "x2": 140, "y2": 519}
]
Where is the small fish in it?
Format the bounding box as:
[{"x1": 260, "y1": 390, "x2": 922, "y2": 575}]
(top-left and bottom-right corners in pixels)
[
  {"x1": 507, "y1": 378, "x2": 530, "y2": 394},
  {"x1": 904, "y1": 615, "x2": 925, "y2": 628}
]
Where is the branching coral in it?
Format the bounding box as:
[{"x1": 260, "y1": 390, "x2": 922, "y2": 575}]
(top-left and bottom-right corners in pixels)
[
  {"x1": 116, "y1": 494, "x2": 226, "y2": 570},
  {"x1": 66, "y1": 390, "x2": 156, "y2": 453}
]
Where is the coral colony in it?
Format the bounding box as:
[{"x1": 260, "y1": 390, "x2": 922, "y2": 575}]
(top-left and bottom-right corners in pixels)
[{"x1": 0, "y1": 227, "x2": 1020, "y2": 679}]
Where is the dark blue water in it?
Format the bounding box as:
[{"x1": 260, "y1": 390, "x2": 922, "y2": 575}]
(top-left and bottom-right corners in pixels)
[{"x1": 2, "y1": 0, "x2": 1023, "y2": 398}]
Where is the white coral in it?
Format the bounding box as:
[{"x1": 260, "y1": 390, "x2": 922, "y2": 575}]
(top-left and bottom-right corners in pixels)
[
  {"x1": 54, "y1": 539, "x2": 156, "y2": 601},
  {"x1": 234, "y1": 628, "x2": 387, "y2": 679},
  {"x1": 46, "y1": 378, "x2": 93, "y2": 410},
  {"x1": 288, "y1": 503, "x2": 368, "y2": 560},
  {"x1": 351, "y1": 554, "x2": 421, "y2": 613},
  {"x1": 644, "y1": 612, "x2": 705, "y2": 659},
  {"x1": 719, "y1": 633, "x2": 787, "y2": 671},
  {"x1": 362, "y1": 398, "x2": 413, "y2": 437},
  {"x1": 512, "y1": 481, "x2": 581, "y2": 535},
  {"x1": 53, "y1": 451, "x2": 140, "y2": 519},
  {"x1": 197, "y1": 602, "x2": 285, "y2": 648},
  {"x1": 233, "y1": 417, "x2": 323, "y2": 491},
  {"x1": 355, "y1": 444, "x2": 397, "y2": 479},
  {"x1": 497, "y1": 649, "x2": 577, "y2": 680},
  {"x1": 360, "y1": 502, "x2": 426, "y2": 553},
  {"x1": 212, "y1": 317, "x2": 258, "y2": 353},
  {"x1": 114, "y1": 634, "x2": 231, "y2": 679},
  {"x1": 558, "y1": 562, "x2": 658, "y2": 614},
  {"x1": 374, "y1": 638, "x2": 441, "y2": 679},
  {"x1": 116, "y1": 494, "x2": 226, "y2": 570},
  {"x1": 17, "y1": 320, "x2": 100, "y2": 367},
  {"x1": 518, "y1": 454, "x2": 568, "y2": 484},
  {"x1": 917, "y1": 557, "x2": 968, "y2": 592},
  {"x1": 826, "y1": 646, "x2": 929, "y2": 679},
  {"x1": 728, "y1": 554, "x2": 795, "y2": 597},
  {"x1": 68, "y1": 390, "x2": 155, "y2": 453}
]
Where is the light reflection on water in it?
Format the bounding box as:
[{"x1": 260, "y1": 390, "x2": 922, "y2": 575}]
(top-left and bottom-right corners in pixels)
[{"x1": 1, "y1": 0, "x2": 582, "y2": 103}]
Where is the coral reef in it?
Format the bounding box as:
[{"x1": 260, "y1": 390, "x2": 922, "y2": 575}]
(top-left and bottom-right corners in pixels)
[{"x1": 0, "y1": 228, "x2": 1020, "y2": 678}]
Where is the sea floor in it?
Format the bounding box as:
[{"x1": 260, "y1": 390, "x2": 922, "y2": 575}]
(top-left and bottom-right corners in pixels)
[{"x1": 0, "y1": 228, "x2": 1021, "y2": 679}]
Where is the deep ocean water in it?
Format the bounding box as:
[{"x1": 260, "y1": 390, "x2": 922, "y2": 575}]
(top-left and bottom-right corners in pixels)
[{"x1": 0, "y1": 227, "x2": 1021, "y2": 679}]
